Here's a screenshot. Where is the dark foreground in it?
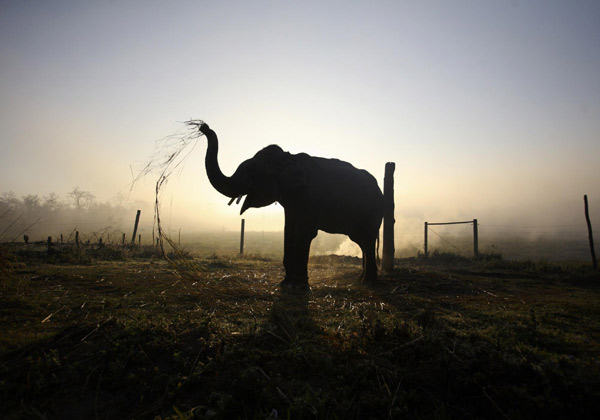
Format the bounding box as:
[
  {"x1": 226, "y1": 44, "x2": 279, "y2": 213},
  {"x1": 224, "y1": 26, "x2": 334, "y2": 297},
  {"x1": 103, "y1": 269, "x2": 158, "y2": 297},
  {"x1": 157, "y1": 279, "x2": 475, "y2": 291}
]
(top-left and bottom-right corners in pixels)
[{"x1": 1, "y1": 247, "x2": 599, "y2": 419}]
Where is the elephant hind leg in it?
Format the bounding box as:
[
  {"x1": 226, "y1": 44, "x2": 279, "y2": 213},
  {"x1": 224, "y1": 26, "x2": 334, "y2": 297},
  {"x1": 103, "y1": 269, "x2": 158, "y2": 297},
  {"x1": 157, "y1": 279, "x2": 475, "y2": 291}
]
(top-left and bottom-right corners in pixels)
[
  {"x1": 361, "y1": 241, "x2": 378, "y2": 283},
  {"x1": 351, "y1": 235, "x2": 378, "y2": 284},
  {"x1": 357, "y1": 251, "x2": 366, "y2": 283}
]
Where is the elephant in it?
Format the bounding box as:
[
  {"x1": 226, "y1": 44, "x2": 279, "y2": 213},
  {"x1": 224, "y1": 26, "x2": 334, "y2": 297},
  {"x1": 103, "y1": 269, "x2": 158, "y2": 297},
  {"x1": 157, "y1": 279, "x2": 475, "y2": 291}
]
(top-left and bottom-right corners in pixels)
[{"x1": 199, "y1": 122, "x2": 384, "y2": 289}]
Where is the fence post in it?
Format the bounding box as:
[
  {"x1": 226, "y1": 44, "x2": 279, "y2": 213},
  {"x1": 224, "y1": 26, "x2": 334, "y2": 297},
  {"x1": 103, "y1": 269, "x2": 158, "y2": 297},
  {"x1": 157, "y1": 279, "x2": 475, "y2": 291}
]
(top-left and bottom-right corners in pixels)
[
  {"x1": 24, "y1": 234, "x2": 29, "y2": 245},
  {"x1": 47, "y1": 236, "x2": 53, "y2": 254},
  {"x1": 473, "y1": 219, "x2": 479, "y2": 258},
  {"x1": 240, "y1": 219, "x2": 245, "y2": 255},
  {"x1": 122, "y1": 233, "x2": 126, "y2": 245},
  {"x1": 75, "y1": 231, "x2": 80, "y2": 248},
  {"x1": 424, "y1": 222, "x2": 428, "y2": 258},
  {"x1": 584, "y1": 195, "x2": 597, "y2": 270},
  {"x1": 131, "y1": 210, "x2": 141, "y2": 244},
  {"x1": 138, "y1": 234, "x2": 141, "y2": 246},
  {"x1": 382, "y1": 162, "x2": 396, "y2": 273}
]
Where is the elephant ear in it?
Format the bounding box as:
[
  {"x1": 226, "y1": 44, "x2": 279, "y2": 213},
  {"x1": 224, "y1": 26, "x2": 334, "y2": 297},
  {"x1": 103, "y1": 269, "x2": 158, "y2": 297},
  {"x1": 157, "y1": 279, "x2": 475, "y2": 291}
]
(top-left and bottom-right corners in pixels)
[{"x1": 279, "y1": 162, "x2": 307, "y2": 193}]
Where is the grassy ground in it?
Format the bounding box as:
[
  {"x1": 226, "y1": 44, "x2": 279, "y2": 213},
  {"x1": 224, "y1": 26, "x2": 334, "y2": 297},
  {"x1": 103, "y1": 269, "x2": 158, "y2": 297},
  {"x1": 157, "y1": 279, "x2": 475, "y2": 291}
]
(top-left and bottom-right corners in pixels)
[{"x1": 1, "y1": 245, "x2": 599, "y2": 419}]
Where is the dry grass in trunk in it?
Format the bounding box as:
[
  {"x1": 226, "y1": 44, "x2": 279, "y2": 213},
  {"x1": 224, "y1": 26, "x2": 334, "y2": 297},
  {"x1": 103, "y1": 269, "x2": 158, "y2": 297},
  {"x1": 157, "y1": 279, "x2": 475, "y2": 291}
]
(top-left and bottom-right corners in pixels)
[{"x1": 131, "y1": 119, "x2": 207, "y2": 272}]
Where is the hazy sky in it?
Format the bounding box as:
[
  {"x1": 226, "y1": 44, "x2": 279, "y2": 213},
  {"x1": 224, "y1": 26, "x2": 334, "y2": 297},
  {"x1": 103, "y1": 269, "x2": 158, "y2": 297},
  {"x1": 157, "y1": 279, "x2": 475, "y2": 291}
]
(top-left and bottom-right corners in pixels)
[{"x1": 1, "y1": 0, "x2": 599, "y2": 239}]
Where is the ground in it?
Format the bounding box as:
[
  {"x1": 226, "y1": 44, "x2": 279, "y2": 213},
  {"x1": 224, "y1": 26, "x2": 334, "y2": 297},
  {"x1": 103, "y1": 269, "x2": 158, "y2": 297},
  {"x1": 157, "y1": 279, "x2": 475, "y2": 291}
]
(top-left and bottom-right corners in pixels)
[{"x1": 1, "y1": 246, "x2": 599, "y2": 419}]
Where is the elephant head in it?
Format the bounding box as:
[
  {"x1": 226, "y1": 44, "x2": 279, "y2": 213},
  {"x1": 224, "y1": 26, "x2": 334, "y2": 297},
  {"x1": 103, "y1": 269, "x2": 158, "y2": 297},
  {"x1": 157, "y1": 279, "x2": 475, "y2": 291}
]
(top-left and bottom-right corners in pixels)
[{"x1": 200, "y1": 123, "x2": 306, "y2": 214}]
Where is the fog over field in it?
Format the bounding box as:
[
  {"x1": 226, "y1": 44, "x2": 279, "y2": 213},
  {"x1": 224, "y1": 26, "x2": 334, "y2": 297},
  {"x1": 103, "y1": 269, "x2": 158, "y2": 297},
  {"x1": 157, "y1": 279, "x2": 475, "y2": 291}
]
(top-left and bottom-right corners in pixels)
[{"x1": 0, "y1": 187, "x2": 594, "y2": 262}]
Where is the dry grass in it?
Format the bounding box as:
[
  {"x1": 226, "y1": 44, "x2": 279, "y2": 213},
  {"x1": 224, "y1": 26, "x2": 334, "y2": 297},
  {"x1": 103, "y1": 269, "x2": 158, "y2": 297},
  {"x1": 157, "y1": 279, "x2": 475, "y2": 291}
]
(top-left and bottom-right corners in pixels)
[{"x1": 1, "y1": 246, "x2": 599, "y2": 419}]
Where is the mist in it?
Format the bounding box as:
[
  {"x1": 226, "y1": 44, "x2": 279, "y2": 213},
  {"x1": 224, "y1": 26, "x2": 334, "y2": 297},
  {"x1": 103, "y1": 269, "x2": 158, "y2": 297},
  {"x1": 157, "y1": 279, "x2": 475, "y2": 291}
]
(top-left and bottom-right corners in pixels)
[{"x1": 2, "y1": 185, "x2": 597, "y2": 263}]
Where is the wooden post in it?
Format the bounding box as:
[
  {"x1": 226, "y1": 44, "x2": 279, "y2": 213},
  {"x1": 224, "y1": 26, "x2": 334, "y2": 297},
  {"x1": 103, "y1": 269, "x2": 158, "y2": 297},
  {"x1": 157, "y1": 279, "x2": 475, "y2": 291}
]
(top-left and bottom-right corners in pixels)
[
  {"x1": 473, "y1": 219, "x2": 479, "y2": 258},
  {"x1": 131, "y1": 210, "x2": 141, "y2": 244},
  {"x1": 75, "y1": 231, "x2": 80, "y2": 248},
  {"x1": 24, "y1": 234, "x2": 29, "y2": 245},
  {"x1": 584, "y1": 195, "x2": 597, "y2": 270},
  {"x1": 240, "y1": 219, "x2": 245, "y2": 255},
  {"x1": 424, "y1": 222, "x2": 428, "y2": 258},
  {"x1": 178, "y1": 228, "x2": 181, "y2": 248},
  {"x1": 138, "y1": 234, "x2": 141, "y2": 246},
  {"x1": 47, "y1": 236, "x2": 53, "y2": 254},
  {"x1": 122, "y1": 233, "x2": 126, "y2": 245},
  {"x1": 382, "y1": 162, "x2": 396, "y2": 272},
  {"x1": 60, "y1": 234, "x2": 63, "y2": 244}
]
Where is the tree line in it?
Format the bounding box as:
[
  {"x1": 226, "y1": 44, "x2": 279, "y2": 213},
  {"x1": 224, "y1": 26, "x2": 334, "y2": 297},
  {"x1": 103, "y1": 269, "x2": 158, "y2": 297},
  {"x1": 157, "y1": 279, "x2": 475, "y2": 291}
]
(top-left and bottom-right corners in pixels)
[{"x1": 0, "y1": 188, "x2": 150, "y2": 243}]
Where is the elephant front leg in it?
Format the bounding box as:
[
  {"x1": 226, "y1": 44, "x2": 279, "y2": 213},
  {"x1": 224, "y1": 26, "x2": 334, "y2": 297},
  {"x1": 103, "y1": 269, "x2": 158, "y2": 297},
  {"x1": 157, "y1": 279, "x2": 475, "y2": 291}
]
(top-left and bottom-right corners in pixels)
[
  {"x1": 293, "y1": 228, "x2": 317, "y2": 287},
  {"x1": 280, "y1": 215, "x2": 295, "y2": 287},
  {"x1": 279, "y1": 210, "x2": 315, "y2": 291}
]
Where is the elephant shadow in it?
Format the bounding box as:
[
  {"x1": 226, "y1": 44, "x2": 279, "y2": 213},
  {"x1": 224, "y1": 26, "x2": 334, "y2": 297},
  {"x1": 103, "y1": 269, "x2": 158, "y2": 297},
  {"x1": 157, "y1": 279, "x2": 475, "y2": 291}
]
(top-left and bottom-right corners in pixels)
[{"x1": 267, "y1": 288, "x2": 312, "y2": 335}]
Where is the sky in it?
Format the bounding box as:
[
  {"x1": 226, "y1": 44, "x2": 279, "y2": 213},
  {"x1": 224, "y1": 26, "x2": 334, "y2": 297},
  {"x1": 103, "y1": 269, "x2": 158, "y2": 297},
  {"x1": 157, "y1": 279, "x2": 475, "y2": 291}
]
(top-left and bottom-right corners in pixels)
[{"x1": 1, "y1": 0, "x2": 599, "y2": 245}]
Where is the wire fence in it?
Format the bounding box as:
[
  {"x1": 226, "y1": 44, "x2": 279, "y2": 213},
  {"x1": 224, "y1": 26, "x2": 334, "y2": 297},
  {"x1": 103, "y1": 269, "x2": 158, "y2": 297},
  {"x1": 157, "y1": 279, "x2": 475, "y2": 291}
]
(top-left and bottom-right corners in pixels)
[
  {"x1": 407, "y1": 221, "x2": 595, "y2": 261},
  {"x1": 1, "y1": 215, "x2": 597, "y2": 262}
]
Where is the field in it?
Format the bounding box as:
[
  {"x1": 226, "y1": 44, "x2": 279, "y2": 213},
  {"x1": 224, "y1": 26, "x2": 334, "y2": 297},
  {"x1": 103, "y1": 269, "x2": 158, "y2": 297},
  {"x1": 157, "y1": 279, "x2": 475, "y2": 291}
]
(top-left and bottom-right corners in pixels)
[{"x1": 1, "y1": 244, "x2": 600, "y2": 419}]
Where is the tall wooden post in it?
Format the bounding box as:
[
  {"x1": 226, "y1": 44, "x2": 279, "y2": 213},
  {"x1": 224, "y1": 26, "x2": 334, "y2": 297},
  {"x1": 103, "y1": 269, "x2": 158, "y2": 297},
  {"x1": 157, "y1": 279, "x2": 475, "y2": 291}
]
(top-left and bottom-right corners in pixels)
[
  {"x1": 382, "y1": 162, "x2": 396, "y2": 272},
  {"x1": 424, "y1": 222, "x2": 428, "y2": 258},
  {"x1": 131, "y1": 210, "x2": 141, "y2": 245},
  {"x1": 240, "y1": 219, "x2": 245, "y2": 255},
  {"x1": 473, "y1": 219, "x2": 479, "y2": 258},
  {"x1": 75, "y1": 231, "x2": 80, "y2": 248},
  {"x1": 584, "y1": 195, "x2": 597, "y2": 270}
]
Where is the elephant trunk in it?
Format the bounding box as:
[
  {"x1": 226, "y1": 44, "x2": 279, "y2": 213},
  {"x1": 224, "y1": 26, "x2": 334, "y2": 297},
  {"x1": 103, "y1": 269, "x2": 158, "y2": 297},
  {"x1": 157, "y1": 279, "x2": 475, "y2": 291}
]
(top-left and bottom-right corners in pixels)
[{"x1": 202, "y1": 125, "x2": 241, "y2": 199}]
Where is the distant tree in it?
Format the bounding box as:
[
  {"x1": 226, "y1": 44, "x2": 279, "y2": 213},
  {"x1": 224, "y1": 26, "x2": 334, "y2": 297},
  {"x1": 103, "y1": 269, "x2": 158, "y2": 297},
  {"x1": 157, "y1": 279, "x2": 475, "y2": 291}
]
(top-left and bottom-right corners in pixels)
[
  {"x1": 112, "y1": 193, "x2": 127, "y2": 208},
  {"x1": 43, "y1": 192, "x2": 63, "y2": 212},
  {"x1": 68, "y1": 187, "x2": 95, "y2": 211},
  {"x1": 22, "y1": 194, "x2": 41, "y2": 212},
  {"x1": 1, "y1": 191, "x2": 20, "y2": 210}
]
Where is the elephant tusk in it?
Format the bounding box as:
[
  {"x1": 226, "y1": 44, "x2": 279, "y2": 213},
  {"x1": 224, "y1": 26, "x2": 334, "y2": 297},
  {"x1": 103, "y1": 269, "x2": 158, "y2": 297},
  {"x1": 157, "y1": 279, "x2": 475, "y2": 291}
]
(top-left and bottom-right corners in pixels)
[{"x1": 228, "y1": 195, "x2": 244, "y2": 206}]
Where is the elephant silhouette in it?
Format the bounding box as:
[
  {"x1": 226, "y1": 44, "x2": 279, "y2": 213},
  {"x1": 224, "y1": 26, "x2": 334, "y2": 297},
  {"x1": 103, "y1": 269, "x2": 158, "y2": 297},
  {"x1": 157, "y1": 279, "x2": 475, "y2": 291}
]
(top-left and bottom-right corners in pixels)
[{"x1": 200, "y1": 122, "x2": 384, "y2": 289}]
